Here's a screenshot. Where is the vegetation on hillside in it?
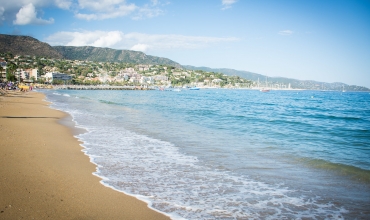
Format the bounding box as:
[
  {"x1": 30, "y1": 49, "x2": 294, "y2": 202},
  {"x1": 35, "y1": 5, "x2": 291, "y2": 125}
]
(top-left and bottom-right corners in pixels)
[
  {"x1": 0, "y1": 34, "x2": 182, "y2": 68},
  {"x1": 0, "y1": 34, "x2": 63, "y2": 59},
  {"x1": 0, "y1": 52, "x2": 252, "y2": 88},
  {"x1": 53, "y1": 46, "x2": 182, "y2": 68}
]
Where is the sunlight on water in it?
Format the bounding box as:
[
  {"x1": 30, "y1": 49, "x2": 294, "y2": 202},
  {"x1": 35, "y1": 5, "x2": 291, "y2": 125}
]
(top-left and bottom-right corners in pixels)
[{"x1": 44, "y1": 89, "x2": 370, "y2": 219}]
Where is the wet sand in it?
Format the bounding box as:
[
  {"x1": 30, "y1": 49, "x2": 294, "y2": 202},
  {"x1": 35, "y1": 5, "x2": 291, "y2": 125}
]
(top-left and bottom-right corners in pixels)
[{"x1": 0, "y1": 91, "x2": 169, "y2": 219}]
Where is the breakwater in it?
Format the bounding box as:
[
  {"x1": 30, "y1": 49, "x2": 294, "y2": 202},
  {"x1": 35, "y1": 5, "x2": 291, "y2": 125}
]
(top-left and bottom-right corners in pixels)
[{"x1": 55, "y1": 85, "x2": 152, "y2": 90}]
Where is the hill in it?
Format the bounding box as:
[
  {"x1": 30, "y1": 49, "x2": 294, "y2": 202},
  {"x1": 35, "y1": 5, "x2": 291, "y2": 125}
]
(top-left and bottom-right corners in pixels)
[
  {"x1": 184, "y1": 65, "x2": 370, "y2": 91},
  {"x1": 53, "y1": 46, "x2": 182, "y2": 68},
  {"x1": 0, "y1": 34, "x2": 182, "y2": 68},
  {"x1": 0, "y1": 34, "x2": 63, "y2": 59}
]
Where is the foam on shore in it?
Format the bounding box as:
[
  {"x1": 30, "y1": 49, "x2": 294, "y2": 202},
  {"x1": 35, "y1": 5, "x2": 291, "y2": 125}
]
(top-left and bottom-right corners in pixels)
[{"x1": 0, "y1": 91, "x2": 170, "y2": 220}]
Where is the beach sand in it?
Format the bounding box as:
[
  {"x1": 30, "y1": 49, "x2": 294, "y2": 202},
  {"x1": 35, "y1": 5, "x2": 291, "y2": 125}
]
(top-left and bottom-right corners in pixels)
[{"x1": 0, "y1": 91, "x2": 170, "y2": 219}]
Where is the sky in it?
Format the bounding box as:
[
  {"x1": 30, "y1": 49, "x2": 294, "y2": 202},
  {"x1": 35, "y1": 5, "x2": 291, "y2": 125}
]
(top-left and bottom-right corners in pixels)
[{"x1": 0, "y1": 0, "x2": 370, "y2": 87}]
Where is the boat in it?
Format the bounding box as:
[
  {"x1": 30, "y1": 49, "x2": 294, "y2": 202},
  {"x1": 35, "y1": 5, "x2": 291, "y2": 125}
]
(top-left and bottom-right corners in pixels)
[
  {"x1": 189, "y1": 87, "x2": 200, "y2": 90},
  {"x1": 260, "y1": 88, "x2": 270, "y2": 92},
  {"x1": 173, "y1": 88, "x2": 181, "y2": 92},
  {"x1": 259, "y1": 77, "x2": 270, "y2": 92}
]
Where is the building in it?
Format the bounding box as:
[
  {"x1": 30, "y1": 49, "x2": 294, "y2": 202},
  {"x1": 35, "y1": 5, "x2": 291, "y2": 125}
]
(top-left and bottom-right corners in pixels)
[
  {"x1": 140, "y1": 76, "x2": 154, "y2": 84},
  {"x1": 0, "y1": 59, "x2": 7, "y2": 81},
  {"x1": 44, "y1": 72, "x2": 72, "y2": 83},
  {"x1": 0, "y1": 59, "x2": 6, "y2": 69},
  {"x1": 30, "y1": 69, "x2": 38, "y2": 80},
  {"x1": 18, "y1": 69, "x2": 38, "y2": 82}
]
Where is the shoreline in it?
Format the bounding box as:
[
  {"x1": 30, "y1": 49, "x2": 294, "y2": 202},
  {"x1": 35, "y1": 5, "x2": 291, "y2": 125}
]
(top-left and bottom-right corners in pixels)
[{"x1": 0, "y1": 91, "x2": 170, "y2": 219}]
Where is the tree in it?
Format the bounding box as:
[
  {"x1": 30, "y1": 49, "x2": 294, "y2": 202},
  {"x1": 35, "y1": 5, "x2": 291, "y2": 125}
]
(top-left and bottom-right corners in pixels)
[
  {"x1": 6, "y1": 72, "x2": 16, "y2": 82},
  {"x1": 52, "y1": 79, "x2": 64, "y2": 85},
  {"x1": 6, "y1": 61, "x2": 17, "y2": 82}
]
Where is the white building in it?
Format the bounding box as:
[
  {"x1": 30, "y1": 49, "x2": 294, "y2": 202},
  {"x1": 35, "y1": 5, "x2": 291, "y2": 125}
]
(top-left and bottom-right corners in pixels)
[
  {"x1": 44, "y1": 72, "x2": 72, "y2": 83},
  {"x1": 140, "y1": 76, "x2": 154, "y2": 84}
]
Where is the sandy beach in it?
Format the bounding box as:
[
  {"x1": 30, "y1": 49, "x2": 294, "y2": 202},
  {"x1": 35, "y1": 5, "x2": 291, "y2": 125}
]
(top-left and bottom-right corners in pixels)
[{"x1": 0, "y1": 91, "x2": 169, "y2": 219}]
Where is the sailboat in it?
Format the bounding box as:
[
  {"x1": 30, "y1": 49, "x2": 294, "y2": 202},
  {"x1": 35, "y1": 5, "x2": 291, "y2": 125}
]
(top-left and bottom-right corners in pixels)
[{"x1": 260, "y1": 77, "x2": 270, "y2": 92}]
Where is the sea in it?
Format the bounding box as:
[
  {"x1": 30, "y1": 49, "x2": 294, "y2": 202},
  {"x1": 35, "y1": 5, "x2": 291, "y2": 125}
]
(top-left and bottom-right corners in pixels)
[{"x1": 41, "y1": 88, "x2": 370, "y2": 219}]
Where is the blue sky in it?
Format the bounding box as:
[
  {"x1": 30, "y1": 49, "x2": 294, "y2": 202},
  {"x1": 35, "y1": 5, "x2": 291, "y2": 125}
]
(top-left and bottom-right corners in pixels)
[{"x1": 1, "y1": 0, "x2": 369, "y2": 87}]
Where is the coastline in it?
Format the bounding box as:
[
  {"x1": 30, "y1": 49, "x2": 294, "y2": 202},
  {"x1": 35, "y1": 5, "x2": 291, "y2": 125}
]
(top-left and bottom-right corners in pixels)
[{"x1": 0, "y1": 91, "x2": 170, "y2": 219}]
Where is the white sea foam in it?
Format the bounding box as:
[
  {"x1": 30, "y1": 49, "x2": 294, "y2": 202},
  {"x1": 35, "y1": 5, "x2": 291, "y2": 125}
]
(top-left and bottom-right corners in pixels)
[{"x1": 74, "y1": 125, "x2": 347, "y2": 219}]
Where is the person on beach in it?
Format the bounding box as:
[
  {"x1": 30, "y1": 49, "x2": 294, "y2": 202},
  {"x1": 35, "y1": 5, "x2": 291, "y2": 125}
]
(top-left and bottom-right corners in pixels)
[{"x1": 7, "y1": 82, "x2": 12, "y2": 90}]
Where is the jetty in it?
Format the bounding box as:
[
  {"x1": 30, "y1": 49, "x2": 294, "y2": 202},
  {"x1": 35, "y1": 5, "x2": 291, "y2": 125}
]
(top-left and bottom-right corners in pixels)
[{"x1": 54, "y1": 85, "x2": 153, "y2": 90}]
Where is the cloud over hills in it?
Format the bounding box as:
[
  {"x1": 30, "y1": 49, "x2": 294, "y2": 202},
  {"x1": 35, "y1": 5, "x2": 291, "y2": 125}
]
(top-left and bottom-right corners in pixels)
[
  {"x1": 13, "y1": 3, "x2": 54, "y2": 25},
  {"x1": 45, "y1": 30, "x2": 239, "y2": 52},
  {"x1": 0, "y1": 0, "x2": 166, "y2": 24}
]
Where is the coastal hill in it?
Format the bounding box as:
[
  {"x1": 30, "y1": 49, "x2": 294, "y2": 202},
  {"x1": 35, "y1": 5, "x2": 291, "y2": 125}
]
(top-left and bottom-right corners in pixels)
[
  {"x1": 184, "y1": 65, "x2": 369, "y2": 91},
  {"x1": 0, "y1": 34, "x2": 63, "y2": 59},
  {"x1": 53, "y1": 46, "x2": 182, "y2": 68},
  {"x1": 0, "y1": 34, "x2": 181, "y2": 67}
]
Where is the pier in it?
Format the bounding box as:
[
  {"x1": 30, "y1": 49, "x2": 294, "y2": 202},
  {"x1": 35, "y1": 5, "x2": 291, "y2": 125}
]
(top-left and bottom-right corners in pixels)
[{"x1": 54, "y1": 85, "x2": 153, "y2": 90}]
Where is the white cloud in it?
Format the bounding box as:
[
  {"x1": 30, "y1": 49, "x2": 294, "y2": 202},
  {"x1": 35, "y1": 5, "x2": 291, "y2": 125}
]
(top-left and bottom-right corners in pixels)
[
  {"x1": 74, "y1": 0, "x2": 137, "y2": 20},
  {"x1": 45, "y1": 30, "x2": 239, "y2": 52},
  {"x1": 78, "y1": 0, "x2": 129, "y2": 11},
  {"x1": 0, "y1": 1, "x2": 51, "y2": 25},
  {"x1": 46, "y1": 31, "x2": 124, "y2": 48},
  {"x1": 131, "y1": 44, "x2": 150, "y2": 52},
  {"x1": 222, "y1": 0, "x2": 237, "y2": 10},
  {"x1": 278, "y1": 30, "x2": 294, "y2": 36},
  {"x1": 13, "y1": 3, "x2": 54, "y2": 25},
  {"x1": 93, "y1": 31, "x2": 123, "y2": 47},
  {"x1": 132, "y1": 5, "x2": 163, "y2": 20},
  {"x1": 0, "y1": 0, "x2": 45, "y2": 9},
  {"x1": 75, "y1": 3, "x2": 137, "y2": 20},
  {"x1": 0, "y1": 0, "x2": 63, "y2": 12},
  {"x1": 0, "y1": 0, "x2": 164, "y2": 23},
  {"x1": 55, "y1": 0, "x2": 73, "y2": 10},
  {"x1": 74, "y1": 0, "x2": 166, "y2": 20},
  {"x1": 151, "y1": 0, "x2": 159, "y2": 6},
  {"x1": 0, "y1": 7, "x2": 5, "y2": 21}
]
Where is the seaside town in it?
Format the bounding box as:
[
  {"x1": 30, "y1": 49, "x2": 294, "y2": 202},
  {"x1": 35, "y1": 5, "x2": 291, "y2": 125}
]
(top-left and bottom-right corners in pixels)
[
  {"x1": 0, "y1": 52, "x2": 255, "y2": 91},
  {"x1": 2, "y1": 51, "x2": 368, "y2": 92}
]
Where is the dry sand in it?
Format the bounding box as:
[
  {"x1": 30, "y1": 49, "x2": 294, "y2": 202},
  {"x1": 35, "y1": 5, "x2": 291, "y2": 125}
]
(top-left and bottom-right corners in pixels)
[{"x1": 0, "y1": 91, "x2": 170, "y2": 219}]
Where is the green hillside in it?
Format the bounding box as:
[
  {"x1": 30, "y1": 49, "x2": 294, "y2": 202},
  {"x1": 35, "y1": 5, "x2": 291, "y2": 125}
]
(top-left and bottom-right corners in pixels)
[
  {"x1": 0, "y1": 34, "x2": 63, "y2": 59},
  {"x1": 53, "y1": 46, "x2": 182, "y2": 68}
]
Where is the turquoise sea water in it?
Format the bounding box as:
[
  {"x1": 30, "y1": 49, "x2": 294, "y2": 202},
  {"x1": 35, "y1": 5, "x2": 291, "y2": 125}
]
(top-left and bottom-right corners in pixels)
[{"x1": 42, "y1": 89, "x2": 370, "y2": 219}]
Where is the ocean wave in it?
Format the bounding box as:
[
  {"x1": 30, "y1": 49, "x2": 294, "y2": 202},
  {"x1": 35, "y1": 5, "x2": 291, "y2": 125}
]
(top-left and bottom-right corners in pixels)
[
  {"x1": 297, "y1": 157, "x2": 370, "y2": 183},
  {"x1": 76, "y1": 125, "x2": 349, "y2": 219}
]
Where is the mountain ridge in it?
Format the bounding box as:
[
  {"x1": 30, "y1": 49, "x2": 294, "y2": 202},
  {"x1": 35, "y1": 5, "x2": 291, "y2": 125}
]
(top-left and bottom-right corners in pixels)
[
  {"x1": 0, "y1": 34, "x2": 63, "y2": 59},
  {"x1": 0, "y1": 34, "x2": 182, "y2": 68},
  {"x1": 183, "y1": 65, "x2": 369, "y2": 91},
  {"x1": 53, "y1": 46, "x2": 182, "y2": 68}
]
